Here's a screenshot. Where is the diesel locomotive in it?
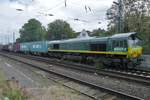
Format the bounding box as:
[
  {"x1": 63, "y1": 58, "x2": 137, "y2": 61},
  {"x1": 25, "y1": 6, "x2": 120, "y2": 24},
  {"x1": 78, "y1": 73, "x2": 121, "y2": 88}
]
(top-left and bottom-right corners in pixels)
[{"x1": 2, "y1": 32, "x2": 143, "y2": 69}]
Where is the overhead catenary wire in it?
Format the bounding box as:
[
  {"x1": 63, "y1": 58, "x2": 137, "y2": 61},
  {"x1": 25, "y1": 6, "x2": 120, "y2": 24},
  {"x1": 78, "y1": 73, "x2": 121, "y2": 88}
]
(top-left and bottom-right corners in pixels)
[{"x1": 35, "y1": 0, "x2": 104, "y2": 24}]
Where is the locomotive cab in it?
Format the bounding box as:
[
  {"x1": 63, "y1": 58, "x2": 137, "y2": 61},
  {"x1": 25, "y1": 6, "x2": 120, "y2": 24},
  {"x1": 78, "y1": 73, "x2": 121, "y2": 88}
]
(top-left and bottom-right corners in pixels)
[
  {"x1": 107, "y1": 32, "x2": 143, "y2": 68},
  {"x1": 109, "y1": 32, "x2": 143, "y2": 58}
]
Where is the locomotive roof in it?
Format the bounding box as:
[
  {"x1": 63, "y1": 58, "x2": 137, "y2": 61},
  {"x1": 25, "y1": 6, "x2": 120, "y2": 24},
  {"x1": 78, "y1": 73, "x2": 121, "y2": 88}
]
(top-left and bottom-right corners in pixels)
[
  {"x1": 48, "y1": 37, "x2": 93, "y2": 44},
  {"x1": 110, "y1": 32, "x2": 137, "y2": 38},
  {"x1": 48, "y1": 36, "x2": 109, "y2": 44}
]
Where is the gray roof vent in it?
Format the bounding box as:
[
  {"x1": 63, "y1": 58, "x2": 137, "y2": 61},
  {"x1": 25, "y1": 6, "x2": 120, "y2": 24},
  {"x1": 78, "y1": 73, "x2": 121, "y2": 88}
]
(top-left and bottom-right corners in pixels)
[{"x1": 77, "y1": 29, "x2": 90, "y2": 38}]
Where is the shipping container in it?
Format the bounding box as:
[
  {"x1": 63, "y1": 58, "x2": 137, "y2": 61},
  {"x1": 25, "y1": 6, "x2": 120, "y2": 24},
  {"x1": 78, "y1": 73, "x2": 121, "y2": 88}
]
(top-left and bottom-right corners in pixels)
[
  {"x1": 13, "y1": 43, "x2": 20, "y2": 52},
  {"x1": 20, "y1": 42, "x2": 30, "y2": 52},
  {"x1": 29, "y1": 41, "x2": 49, "y2": 53}
]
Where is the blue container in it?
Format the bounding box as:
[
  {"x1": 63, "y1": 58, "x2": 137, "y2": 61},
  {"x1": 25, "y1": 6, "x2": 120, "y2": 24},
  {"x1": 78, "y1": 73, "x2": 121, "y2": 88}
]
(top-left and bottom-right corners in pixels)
[
  {"x1": 29, "y1": 41, "x2": 49, "y2": 53},
  {"x1": 20, "y1": 42, "x2": 30, "y2": 52}
]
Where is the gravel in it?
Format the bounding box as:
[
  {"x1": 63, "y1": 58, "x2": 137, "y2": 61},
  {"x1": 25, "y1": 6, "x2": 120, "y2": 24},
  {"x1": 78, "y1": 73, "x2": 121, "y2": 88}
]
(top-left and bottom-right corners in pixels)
[
  {"x1": 0, "y1": 55, "x2": 93, "y2": 100},
  {"x1": 139, "y1": 55, "x2": 150, "y2": 70},
  {"x1": 49, "y1": 66, "x2": 150, "y2": 100}
]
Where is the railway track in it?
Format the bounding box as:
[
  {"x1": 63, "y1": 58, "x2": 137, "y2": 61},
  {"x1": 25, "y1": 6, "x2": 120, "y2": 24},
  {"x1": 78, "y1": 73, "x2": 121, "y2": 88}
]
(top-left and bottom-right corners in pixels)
[
  {"x1": 45, "y1": 73, "x2": 118, "y2": 100},
  {"x1": 0, "y1": 52, "x2": 143, "y2": 100},
  {"x1": 6, "y1": 52, "x2": 150, "y2": 86}
]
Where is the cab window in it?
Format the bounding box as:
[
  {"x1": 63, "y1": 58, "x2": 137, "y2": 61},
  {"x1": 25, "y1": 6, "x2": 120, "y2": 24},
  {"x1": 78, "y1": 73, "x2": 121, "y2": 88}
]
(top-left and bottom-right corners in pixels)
[
  {"x1": 113, "y1": 40, "x2": 127, "y2": 48},
  {"x1": 112, "y1": 40, "x2": 127, "y2": 51},
  {"x1": 128, "y1": 37, "x2": 141, "y2": 47}
]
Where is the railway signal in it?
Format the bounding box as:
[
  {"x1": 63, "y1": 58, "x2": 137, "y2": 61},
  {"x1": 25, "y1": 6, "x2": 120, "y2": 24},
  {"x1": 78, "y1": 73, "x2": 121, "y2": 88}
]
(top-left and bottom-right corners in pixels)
[{"x1": 113, "y1": 0, "x2": 124, "y2": 33}]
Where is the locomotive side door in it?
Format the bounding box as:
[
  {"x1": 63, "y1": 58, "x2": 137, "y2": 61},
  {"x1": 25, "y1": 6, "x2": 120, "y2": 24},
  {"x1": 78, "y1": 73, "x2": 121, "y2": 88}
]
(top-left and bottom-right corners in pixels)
[{"x1": 107, "y1": 38, "x2": 113, "y2": 52}]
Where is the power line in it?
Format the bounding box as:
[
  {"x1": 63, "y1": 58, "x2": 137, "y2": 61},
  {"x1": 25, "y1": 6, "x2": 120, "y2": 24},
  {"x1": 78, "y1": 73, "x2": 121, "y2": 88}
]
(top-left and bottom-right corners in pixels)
[{"x1": 45, "y1": 1, "x2": 65, "y2": 12}]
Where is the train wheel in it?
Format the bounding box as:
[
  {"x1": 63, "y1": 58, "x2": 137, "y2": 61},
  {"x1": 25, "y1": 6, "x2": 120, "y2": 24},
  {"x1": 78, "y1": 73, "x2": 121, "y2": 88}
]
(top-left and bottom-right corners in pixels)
[
  {"x1": 121, "y1": 59, "x2": 128, "y2": 70},
  {"x1": 127, "y1": 61, "x2": 134, "y2": 69}
]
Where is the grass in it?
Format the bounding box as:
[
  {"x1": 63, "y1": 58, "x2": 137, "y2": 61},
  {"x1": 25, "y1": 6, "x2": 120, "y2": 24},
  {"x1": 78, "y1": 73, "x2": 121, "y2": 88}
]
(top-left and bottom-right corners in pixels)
[
  {"x1": 0, "y1": 68, "x2": 27, "y2": 100},
  {"x1": 143, "y1": 44, "x2": 150, "y2": 54},
  {"x1": 27, "y1": 85, "x2": 83, "y2": 100}
]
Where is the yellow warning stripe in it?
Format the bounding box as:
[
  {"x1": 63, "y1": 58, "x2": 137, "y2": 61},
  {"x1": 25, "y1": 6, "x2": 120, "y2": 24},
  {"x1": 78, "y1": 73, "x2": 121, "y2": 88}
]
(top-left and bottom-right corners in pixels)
[{"x1": 48, "y1": 49, "x2": 127, "y2": 55}]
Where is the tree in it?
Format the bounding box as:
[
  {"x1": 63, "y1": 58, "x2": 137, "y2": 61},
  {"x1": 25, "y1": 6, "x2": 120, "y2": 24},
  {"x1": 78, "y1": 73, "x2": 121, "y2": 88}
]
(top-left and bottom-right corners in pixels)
[
  {"x1": 47, "y1": 19, "x2": 76, "y2": 40},
  {"x1": 90, "y1": 28, "x2": 108, "y2": 37},
  {"x1": 17, "y1": 18, "x2": 47, "y2": 42},
  {"x1": 106, "y1": 0, "x2": 150, "y2": 33},
  {"x1": 106, "y1": 0, "x2": 150, "y2": 53}
]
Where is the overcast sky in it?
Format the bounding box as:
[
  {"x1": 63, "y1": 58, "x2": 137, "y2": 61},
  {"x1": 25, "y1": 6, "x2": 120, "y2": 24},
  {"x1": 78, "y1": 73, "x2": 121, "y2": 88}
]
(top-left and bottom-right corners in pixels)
[{"x1": 0, "y1": 0, "x2": 115, "y2": 43}]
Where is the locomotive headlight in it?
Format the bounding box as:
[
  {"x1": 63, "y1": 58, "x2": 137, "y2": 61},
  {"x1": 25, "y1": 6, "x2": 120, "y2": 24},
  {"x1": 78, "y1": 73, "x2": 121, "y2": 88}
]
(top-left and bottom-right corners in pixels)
[{"x1": 132, "y1": 47, "x2": 142, "y2": 58}]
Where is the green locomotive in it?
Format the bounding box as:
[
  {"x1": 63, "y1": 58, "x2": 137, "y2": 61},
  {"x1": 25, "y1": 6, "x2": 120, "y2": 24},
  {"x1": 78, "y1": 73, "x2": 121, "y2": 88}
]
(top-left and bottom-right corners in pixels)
[{"x1": 48, "y1": 32, "x2": 143, "y2": 68}]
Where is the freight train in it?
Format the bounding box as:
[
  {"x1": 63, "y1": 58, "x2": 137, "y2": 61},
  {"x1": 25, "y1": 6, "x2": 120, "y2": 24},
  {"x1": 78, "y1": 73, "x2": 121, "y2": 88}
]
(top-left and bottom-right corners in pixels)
[{"x1": 2, "y1": 32, "x2": 143, "y2": 69}]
